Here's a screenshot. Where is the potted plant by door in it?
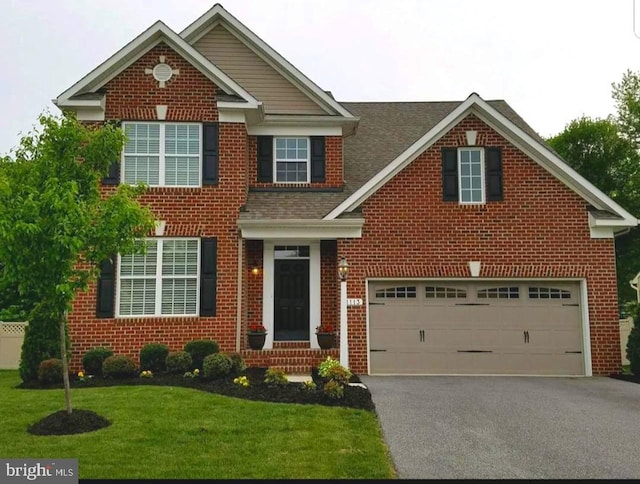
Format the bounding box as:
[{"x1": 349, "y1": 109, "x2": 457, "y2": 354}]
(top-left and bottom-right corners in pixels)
[
  {"x1": 316, "y1": 323, "x2": 336, "y2": 350},
  {"x1": 247, "y1": 323, "x2": 267, "y2": 350}
]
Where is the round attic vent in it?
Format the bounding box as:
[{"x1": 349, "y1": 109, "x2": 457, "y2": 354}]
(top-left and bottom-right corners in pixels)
[{"x1": 152, "y1": 63, "x2": 173, "y2": 83}]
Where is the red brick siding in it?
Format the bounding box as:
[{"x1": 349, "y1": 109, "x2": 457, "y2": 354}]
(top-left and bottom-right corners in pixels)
[
  {"x1": 248, "y1": 135, "x2": 343, "y2": 188},
  {"x1": 104, "y1": 42, "x2": 218, "y2": 122},
  {"x1": 69, "y1": 42, "x2": 247, "y2": 368},
  {"x1": 339, "y1": 114, "x2": 619, "y2": 375},
  {"x1": 320, "y1": 240, "x2": 338, "y2": 336}
]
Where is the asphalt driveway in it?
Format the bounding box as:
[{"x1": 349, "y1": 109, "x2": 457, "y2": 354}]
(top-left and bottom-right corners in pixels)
[{"x1": 360, "y1": 376, "x2": 640, "y2": 479}]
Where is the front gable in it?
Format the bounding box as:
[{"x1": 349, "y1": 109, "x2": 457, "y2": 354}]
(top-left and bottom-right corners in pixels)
[
  {"x1": 326, "y1": 94, "x2": 638, "y2": 238},
  {"x1": 193, "y1": 25, "x2": 326, "y2": 115}
]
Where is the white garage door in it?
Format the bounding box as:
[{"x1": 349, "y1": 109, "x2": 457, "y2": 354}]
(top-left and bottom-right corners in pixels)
[{"x1": 369, "y1": 281, "x2": 584, "y2": 375}]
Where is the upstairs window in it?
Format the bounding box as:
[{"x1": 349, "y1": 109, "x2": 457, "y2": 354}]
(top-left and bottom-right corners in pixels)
[
  {"x1": 458, "y1": 148, "x2": 485, "y2": 204},
  {"x1": 123, "y1": 122, "x2": 201, "y2": 187},
  {"x1": 274, "y1": 137, "x2": 309, "y2": 183}
]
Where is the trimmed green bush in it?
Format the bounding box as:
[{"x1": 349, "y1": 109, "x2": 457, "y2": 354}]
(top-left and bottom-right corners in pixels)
[
  {"x1": 264, "y1": 367, "x2": 288, "y2": 386},
  {"x1": 323, "y1": 379, "x2": 345, "y2": 399},
  {"x1": 19, "y1": 302, "x2": 67, "y2": 383},
  {"x1": 37, "y1": 358, "x2": 63, "y2": 384},
  {"x1": 166, "y1": 351, "x2": 193, "y2": 374},
  {"x1": 184, "y1": 339, "x2": 219, "y2": 370},
  {"x1": 228, "y1": 352, "x2": 246, "y2": 375},
  {"x1": 82, "y1": 347, "x2": 113, "y2": 376},
  {"x1": 202, "y1": 353, "x2": 232, "y2": 380},
  {"x1": 627, "y1": 308, "x2": 640, "y2": 375},
  {"x1": 102, "y1": 355, "x2": 137, "y2": 379},
  {"x1": 139, "y1": 343, "x2": 169, "y2": 373}
]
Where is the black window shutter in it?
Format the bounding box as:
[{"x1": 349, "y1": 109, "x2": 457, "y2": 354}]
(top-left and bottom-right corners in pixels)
[
  {"x1": 310, "y1": 136, "x2": 326, "y2": 182},
  {"x1": 486, "y1": 147, "x2": 503, "y2": 201},
  {"x1": 257, "y1": 136, "x2": 273, "y2": 182},
  {"x1": 202, "y1": 123, "x2": 219, "y2": 185},
  {"x1": 102, "y1": 161, "x2": 119, "y2": 185},
  {"x1": 102, "y1": 120, "x2": 121, "y2": 185},
  {"x1": 442, "y1": 148, "x2": 458, "y2": 201},
  {"x1": 200, "y1": 238, "x2": 217, "y2": 317},
  {"x1": 96, "y1": 257, "x2": 115, "y2": 318}
]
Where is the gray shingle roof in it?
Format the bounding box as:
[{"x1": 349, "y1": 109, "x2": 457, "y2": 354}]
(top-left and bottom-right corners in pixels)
[{"x1": 240, "y1": 100, "x2": 548, "y2": 220}]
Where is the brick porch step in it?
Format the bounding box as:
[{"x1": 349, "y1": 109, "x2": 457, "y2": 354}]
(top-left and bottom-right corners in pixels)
[{"x1": 241, "y1": 347, "x2": 339, "y2": 374}]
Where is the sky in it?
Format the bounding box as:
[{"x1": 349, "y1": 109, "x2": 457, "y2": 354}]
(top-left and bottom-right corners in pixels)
[{"x1": 1, "y1": 0, "x2": 639, "y2": 156}]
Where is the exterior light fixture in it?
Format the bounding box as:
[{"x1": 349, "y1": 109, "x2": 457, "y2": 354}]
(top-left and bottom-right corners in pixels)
[{"x1": 338, "y1": 257, "x2": 349, "y2": 281}]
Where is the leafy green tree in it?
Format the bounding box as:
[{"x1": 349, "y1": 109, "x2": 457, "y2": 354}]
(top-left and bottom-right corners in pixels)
[
  {"x1": 548, "y1": 116, "x2": 640, "y2": 311},
  {"x1": 0, "y1": 113, "x2": 155, "y2": 414}
]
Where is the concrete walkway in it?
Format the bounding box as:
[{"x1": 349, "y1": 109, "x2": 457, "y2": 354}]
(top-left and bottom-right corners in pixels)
[{"x1": 361, "y1": 376, "x2": 640, "y2": 479}]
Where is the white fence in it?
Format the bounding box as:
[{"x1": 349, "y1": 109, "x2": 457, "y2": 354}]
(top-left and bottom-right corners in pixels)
[{"x1": 0, "y1": 322, "x2": 27, "y2": 369}]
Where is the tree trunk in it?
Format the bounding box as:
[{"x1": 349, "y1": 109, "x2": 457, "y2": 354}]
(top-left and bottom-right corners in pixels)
[{"x1": 60, "y1": 310, "x2": 72, "y2": 415}]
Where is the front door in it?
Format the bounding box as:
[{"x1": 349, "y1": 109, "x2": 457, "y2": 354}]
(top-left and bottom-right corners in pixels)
[{"x1": 274, "y1": 259, "x2": 310, "y2": 340}]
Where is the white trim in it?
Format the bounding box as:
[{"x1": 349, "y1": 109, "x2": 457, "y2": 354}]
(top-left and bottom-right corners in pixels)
[
  {"x1": 74, "y1": 107, "x2": 106, "y2": 121},
  {"x1": 247, "y1": 125, "x2": 342, "y2": 136},
  {"x1": 121, "y1": 121, "x2": 202, "y2": 188},
  {"x1": 262, "y1": 241, "x2": 275, "y2": 349},
  {"x1": 261, "y1": 241, "x2": 320, "y2": 347},
  {"x1": 589, "y1": 227, "x2": 615, "y2": 239},
  {"x1": 365, "y1": 277, "x2": 591, "y2": 376},
  {"x1": 309, "y1": 242, "x2": 321, "y2": 348},
  {"x1": 580, "y1": 279, "x2": 593, "y2": 376},
  {"x1": 458, "y1": 147, "x2": 485, "y2": 205},
  {"x1": 155, "y1": 105, "x2": 168, "y2": 120},
  {"x1": 238, "y1": 219, "x2": 364, "y2": 240},
  {"x1": 55, "y1": 21, "x2": 259, "y2": 107},
  {"x1": 180, "y1": 5, "x2": 356, "y2": 119},
  {"x1": 116, "y1": 237, "x2": 201, "y2": 318},
  {"x1": 324, "y1": 93, "x2": 639, "y2": 229},
  {"x1": 218, "y1": 109, "x2": 246, "y2": 123},
  {"x1": 273, "y1": 136, "x2": 310, "y2": 184}
]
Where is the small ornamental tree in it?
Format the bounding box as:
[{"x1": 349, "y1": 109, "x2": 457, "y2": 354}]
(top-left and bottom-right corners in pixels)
[{"x1": 0, "y1": 113, "x2": 156, "y2": 415}]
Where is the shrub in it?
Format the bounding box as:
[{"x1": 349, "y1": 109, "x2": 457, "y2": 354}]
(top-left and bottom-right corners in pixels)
[
  {"x1": 37, "y1": 358, "x2": 63, "y2": 384},
  {"x1": 82, "y1": 347, "x2": 113, "y2": 376},
  {"x1": 228, "y1": 352, "x2": 246, "y2": 375},
  {"x1": 627, "y1": 307, "x2": 640, "y2": 375},
  {"x1": 264, "y1": 367, "x2": 288, "y2": 386},
  {"x1": 102, "y1": 355, "x2": 137, "y2": 379},
  {"x1": 233, "y1": 376, "x2": 249, "y2": 387},
  {"x1": 166, "y1": 351, "x2": 193, "y2": 374},
  {"x1": 203, "y1": 353, "x2": 232, "y2": 380},
  {"x1": 323, "y1": 379, "x2": 345, "y2": 399},
  {"x1": 139, "y1": 343, "x2": 169, "y2": 373},
  {"x1": 19, "y1": 302, "x2": 67, "y2": 382},
  {"x1": 303, "y1": 380, "x2": 317, "y2": 392},
  {"x1": 184, "y1": 339, "x2": 219, "y2": 370}
]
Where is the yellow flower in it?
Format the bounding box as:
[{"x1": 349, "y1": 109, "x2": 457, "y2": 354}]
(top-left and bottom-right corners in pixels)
[
  {"x1": 194, "y1": 369, "x2": 200, "y2": 375},
  {"x1": 78, "y1": 371, "x2": 84, "y2": 378}
]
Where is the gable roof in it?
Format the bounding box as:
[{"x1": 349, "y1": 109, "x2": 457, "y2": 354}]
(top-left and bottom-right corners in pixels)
[
  {"x1": 240, "y1": 99, "x2": 543, "y2": 220},
  {"x1": 180, "y1": 3, "x2": 355, "y2": 119},
  {"x1": 323, "y1": 93, "x2": 638, "y2": 229},
  {"x1": 54, "y1": 20, "x2": 259, "y2": 108}
]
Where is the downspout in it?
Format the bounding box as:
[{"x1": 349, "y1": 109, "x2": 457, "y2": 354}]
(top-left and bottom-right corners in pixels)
[{"x1": 236, "y1": 231, "x2": 243, "y2": 353}]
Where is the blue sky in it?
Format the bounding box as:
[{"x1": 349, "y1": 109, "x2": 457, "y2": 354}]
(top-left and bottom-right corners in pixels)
[{"x1": 1, "y1": 0, "x2": 638, "y2": 156}]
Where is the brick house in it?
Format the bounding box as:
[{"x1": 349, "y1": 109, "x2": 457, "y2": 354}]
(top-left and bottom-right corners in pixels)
[{"x1": 54, "y1": 4, "x2": 637, "y2": 376}]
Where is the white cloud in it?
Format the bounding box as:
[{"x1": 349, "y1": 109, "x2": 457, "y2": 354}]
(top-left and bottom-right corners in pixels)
[{"x1": 1, "y1": 0, "x2": 638, "y2": 155}]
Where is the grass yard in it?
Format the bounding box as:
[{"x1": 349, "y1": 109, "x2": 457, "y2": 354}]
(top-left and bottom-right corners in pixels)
[{"x1": 0, "y1": 371, "x2": 396, "y2": 479}]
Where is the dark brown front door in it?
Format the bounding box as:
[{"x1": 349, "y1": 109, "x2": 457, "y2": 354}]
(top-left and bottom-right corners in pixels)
[{"x1": 274, "y1": 259, "x2": 310, "y2": 340}]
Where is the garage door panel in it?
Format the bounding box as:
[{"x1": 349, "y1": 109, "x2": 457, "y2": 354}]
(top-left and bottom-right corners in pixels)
[{"x1": 369, "y1": 280, "x2": 584, "y2": 376}]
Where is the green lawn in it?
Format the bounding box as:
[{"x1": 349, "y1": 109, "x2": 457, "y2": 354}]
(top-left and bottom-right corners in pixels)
[{"x1": 0, "y1": 371, "x2": 396, "y2": 479}]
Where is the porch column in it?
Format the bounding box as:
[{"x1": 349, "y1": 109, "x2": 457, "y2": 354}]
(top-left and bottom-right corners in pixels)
[{"x1": 338, "y1": 257, "x2": 349, "y2": 368}]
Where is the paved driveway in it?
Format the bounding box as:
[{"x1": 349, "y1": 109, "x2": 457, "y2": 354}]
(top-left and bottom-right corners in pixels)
[{"x1": 360, "y1": 376, "x2": 640, "y2": 479}]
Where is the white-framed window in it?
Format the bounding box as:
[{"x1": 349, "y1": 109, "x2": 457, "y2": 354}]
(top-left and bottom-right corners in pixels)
[
  {"x1": 117, "y1": 238, "x2": 200, "y2": 317},
  {"x1": 122, "y1": 122, "x2": 201, "y2": 187},
  {"x1": 274, "y1": 137, "x2": 309, "y2": 183},
  {"x1": 458, "y1": 147, "x2": 485, "y2": 204}
]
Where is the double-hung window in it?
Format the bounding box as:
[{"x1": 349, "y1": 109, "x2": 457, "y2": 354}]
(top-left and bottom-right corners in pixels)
[
  {"x1": 458, "y1": 148, "x2": 485, "y2": 204},
  {"x1": 118, "y1": 239, "x2": 199, "y2": 317},
  {"x1": 274, "y1": 137, "x2": 309, "y2": 182},
  {"x1": 123, "y1": 122, "x2": 201, "y2": 186}
]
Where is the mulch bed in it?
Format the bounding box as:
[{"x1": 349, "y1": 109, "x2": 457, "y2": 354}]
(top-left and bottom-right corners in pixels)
[
  {"x1": 27, "y1": 409, "x2": 111, "y2": 436},
  {"x1": 18, "y1": 367, "x2": 375, "y2": 412},
  {"x1": 609, "y1": 373, "x2": 640, "y2": 384}
]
